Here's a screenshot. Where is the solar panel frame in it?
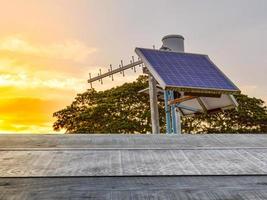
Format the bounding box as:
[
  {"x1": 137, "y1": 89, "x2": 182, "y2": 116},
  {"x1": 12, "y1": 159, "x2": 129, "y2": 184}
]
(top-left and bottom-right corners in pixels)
[{"x1": 135, "y1": 48, "x2": 240, "y2": 95}]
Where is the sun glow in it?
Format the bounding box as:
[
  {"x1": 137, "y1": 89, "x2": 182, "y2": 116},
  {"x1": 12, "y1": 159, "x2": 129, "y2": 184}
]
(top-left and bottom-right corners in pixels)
[{"x1": 0, "y1": 35, "x2": 96, "y2": 133}]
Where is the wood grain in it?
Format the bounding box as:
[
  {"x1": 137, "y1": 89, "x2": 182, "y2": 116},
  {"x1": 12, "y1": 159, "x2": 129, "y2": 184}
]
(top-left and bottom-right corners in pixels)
[
  {"x1": 1, "y1": 134, "x2": 267, "y2": 149},
  {"x1": 1, "y1": 176, "x2": 267, "y2": 200}
]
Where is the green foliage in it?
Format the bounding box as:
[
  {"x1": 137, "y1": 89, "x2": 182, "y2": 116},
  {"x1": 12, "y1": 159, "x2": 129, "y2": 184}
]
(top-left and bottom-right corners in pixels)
[
  {"x1": 53, "y1": 76, "x2": 165, "y2": 133},
  {"x1": 53, "y1": 76, "x2": 267, "y2": 134}
]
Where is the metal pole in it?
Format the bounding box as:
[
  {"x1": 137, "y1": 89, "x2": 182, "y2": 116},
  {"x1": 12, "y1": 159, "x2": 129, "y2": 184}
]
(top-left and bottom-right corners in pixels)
[
  {"x1": 175, "y1": 108, "x2": 182, "y2": 134},
  {"x1": 170, "y1": 91, "x2": 177, "y2": 134},
  {"x1": 164, "y1": 90, "x2": 172, "y2": 134},
  {"x1": 148, "y1": 74, "x2": 160, "y2": 134}
]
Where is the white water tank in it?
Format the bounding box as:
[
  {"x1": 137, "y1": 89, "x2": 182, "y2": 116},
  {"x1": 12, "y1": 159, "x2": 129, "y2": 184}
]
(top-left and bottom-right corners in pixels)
[{"x1": 161, "y1": 34, "x2": 184, "y2": 52}]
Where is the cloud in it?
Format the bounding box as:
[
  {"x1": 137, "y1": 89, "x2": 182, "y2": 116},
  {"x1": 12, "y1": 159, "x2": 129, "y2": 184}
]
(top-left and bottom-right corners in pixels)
[
  {"x1": 0, "y1": 85, "x2": 76, "y2": 101},
  {"x1": 0, "y1": 35, "x2": 97, "y2": 62},
  {"x1": 0, "y1": 71, "x2": 87, "y2": 92},
  {"x1": 0, "y1": 35, "x2": 97, "y2": 95}
]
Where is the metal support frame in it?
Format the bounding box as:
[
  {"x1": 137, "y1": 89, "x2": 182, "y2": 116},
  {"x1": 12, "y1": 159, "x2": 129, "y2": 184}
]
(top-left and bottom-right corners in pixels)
[
  {"x1": 148, "y1": 74, "x2": 160, "y2": 134},
  {"x1": 164, "y1": 90, "x2": 183, "y2": 134}
]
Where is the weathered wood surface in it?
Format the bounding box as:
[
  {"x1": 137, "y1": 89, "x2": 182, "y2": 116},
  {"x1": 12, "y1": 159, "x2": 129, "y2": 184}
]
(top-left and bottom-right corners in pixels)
[
  {"x1": 1, "y1": 149, "x2": 267, "y2": 177},
  {"x1": 1, "y1": 176, "x2": 267, "y2": 200},
  {"x1": 1, "y1": 134, "x2": 267, "y2": 199},
  {"x1": 1, "y1": 134, "x2": 267, "y2": 149}
]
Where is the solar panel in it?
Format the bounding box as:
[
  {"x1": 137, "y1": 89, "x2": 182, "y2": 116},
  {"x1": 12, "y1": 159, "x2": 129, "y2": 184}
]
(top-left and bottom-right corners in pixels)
[{"x1": 135, "y1": 48, "x2": 240, "y2": 95}]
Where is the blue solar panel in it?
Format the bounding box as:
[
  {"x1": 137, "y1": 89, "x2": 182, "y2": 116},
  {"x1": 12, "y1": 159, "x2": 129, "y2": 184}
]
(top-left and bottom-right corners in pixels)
[{"x1": 136, "y1": 48, "x2": 240, "y2": 94}]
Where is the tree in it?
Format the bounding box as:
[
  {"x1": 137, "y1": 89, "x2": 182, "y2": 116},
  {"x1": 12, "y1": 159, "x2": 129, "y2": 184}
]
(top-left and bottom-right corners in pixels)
[
  {"x1": 53, "y1": 76, "x2": 267, "y2": 133},
  {"x1": 53, "y1": 76, "x2": 165, "y2": 133}
]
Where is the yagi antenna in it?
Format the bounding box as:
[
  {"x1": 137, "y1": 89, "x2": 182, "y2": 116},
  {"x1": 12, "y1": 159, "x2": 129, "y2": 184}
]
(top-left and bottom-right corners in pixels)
[{"x1": 88, "y1": 56, "x2": 143, "y2": 88}]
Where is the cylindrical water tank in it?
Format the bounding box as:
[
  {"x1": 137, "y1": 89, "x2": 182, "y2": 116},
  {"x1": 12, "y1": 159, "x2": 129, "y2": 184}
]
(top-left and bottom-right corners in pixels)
[{"x1": 161, "y1": 35, "x2": 184, "y2": 52}]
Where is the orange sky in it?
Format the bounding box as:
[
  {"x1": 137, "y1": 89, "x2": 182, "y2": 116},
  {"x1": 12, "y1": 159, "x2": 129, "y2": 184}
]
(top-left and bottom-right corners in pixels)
[
  {"x1": 0, "y1": 0, "x2": 266, "y2": 133},
  {"x1": 0, "y1": 35, "x2": 94, "y2": 133}
]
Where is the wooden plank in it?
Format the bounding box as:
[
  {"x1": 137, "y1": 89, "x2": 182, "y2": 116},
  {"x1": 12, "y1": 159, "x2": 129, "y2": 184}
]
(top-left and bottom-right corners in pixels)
[
  {"x1": 1, "y1": 176, "x2": 267, "y2": 200},
  {"x1": 1, "y1": 134, "x2": 267, "y2": 149},
  {"x1": 1, "y1": 149, "x2": 267, "y2": 177}
]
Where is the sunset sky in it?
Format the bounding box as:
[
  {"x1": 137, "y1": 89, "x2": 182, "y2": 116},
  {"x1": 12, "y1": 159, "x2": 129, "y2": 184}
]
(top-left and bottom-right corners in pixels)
[{"x1": 0, "y1": 0, "x2": 266, "y2": 133}]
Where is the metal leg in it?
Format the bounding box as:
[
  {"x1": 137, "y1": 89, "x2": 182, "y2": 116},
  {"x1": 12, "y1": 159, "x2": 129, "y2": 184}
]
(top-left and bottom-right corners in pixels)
[
  {"x1": 175, "y1": 109, "x2": 182, "y2": 134},
  {"x1": 164, "y1": 91, "x2": 172, "y2": 134},
  {"x1": 170, "y1": 91, "x2": 177, "y2": 134},
  {"x1": 148, "y1": 75, "x2": 160, "y2": 134}
]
